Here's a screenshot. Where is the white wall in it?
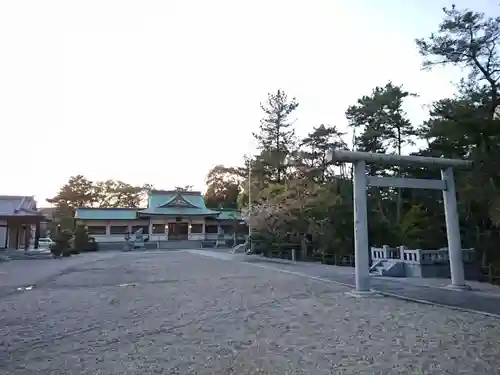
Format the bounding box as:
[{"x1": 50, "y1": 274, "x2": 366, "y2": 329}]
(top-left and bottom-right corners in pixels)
[
  {"x1": 83, "y1": 219, "x2": 148, "y2": 242},
  {"x1": 91, "y1": 234, "x2": 126, "y2": 243},
  {"x1": 188, "y1": 234, "x2": 204, "y2": 240},
  {"x1": 81, "y1": 217, "x2": 224, "y2": 243},
  {"x1": 189, "y1": 217, "x2": 205, "y2": 240},
  {"x1": 150, "y1": 219, "x2": 168, "y2": 241}
]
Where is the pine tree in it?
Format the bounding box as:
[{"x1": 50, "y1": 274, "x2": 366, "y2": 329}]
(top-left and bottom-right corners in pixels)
[{"x1": 253, "y1": 89, "x2": 299, "y2": 184}]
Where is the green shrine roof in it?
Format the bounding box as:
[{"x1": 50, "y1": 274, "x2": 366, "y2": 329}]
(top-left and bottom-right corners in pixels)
[
  {"x1": 74, "y1": 190, "x2": 241, "y2": 220},
  {"x1": 139, "y1": 190, "x2": 220, "y2": 216},
  {"x1": 217, "y1": 210, "x2": 242, "y2": 221}
]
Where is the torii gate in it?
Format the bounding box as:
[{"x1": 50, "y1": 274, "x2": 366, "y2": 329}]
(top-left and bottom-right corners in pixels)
[{"x1": 326, "y1": 149, "x2": 473, "y2": 297}]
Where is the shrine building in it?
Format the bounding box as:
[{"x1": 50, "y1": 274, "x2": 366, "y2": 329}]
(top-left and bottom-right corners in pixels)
[{"x1": 74, "y1": 190, "x2": 245, "y2": 249}]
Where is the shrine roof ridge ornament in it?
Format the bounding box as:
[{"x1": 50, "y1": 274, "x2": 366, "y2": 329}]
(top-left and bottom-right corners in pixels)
[
  {"x1": 150, "y1": 189, "x2": 202, "y2": 196},
  {"x1": 326, "y1": 148, "x2": 473, "y2": 169}
]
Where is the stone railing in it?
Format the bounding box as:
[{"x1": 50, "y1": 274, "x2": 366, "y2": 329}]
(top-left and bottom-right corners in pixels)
[
  {"x1": 203, "y1": 233, "x2": 246, "y2": 241},
  {"x1": 371, "y1": 245, "x2": 475, "y2": 265}
]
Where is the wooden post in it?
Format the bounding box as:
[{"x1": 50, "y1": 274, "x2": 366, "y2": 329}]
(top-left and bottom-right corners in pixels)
[{"x1": 35, "y1": 221, "x2": 41, "y2": 249}]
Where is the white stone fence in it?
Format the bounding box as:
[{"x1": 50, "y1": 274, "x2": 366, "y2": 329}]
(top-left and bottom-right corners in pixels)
[
  {"x1": 203, "y1": 233, "x2": 246, "y2": 241},
  {"x1": 371, "y1": 245, "x2": 475, "y2": 265}
]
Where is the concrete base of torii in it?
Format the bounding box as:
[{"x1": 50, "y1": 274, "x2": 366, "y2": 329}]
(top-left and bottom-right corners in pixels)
[{"x1": 446, "y1": 283, "x2": 473, "y2": 291}]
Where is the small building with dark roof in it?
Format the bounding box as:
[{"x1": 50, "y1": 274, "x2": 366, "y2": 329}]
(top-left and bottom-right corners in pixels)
[{"x1": 0, "y1": 195, "x2": 45, "y2": 249}]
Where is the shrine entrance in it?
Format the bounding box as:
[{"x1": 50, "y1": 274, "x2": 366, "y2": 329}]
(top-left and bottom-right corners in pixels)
[
  {"x1": 168, "y1": 222, "x2": 189, "y2": 241},
  {"x1": 326, "y1": 149, "x2": 473, "y2": 297}
]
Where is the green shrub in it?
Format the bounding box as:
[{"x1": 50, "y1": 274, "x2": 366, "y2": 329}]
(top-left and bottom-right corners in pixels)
[
  {"x1": 74, "y1": 224, "x2": 90, "y2": 252},
  {"x1": 69, "y1": 235, "x2": 79, "y2": 255},
  {"x1": 251, "y1": 231, "x2": 274, "y2": 255},
  {"x1": 51, "y1": 229, "x2": 73, "y2": 258},
  {"x1": 50, "y1": 242, "x2": 62, "y2": 257}
]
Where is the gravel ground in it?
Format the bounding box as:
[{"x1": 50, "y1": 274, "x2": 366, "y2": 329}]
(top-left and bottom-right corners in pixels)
[{"x1": 0, "y1": 251, "x2": 499, "y2": 374}]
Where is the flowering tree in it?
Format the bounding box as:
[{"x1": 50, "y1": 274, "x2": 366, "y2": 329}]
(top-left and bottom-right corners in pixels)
[{"x1": 246, "y1": 176, "x2": 354, "y2": 257}]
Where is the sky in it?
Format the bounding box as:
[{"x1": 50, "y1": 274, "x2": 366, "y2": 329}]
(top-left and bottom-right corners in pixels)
[{"x1": 0, "y1": 0, "x2": 498, "y2": 205}]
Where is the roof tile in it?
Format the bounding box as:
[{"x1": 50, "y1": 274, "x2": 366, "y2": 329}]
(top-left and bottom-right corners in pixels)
[{"x1": 0, "y1": 195, "x2": 40, "y2": 217}]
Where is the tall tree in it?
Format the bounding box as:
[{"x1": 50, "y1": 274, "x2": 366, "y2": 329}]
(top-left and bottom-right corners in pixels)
[
  {"x1": 94, "y1": 180, "x2": 148, "y2": 208},
  {"x1": 346, "y1": 87, "x2": 388, "y2": 202},
  {"x1": 47, "y1": 175, "x2": 97, "y2": 211},
  {"x1": 253, "y1": 89, "x2": 299, "y2": 184},
  {"x1": 204, "y1": 165, "x2": 240, "y2": 209},
  {"x1": 346, "y1": 82, "x2": 417, "y2": 221},
  {"x1": 235, "y1": 155, "x2": 269, "y2": 210},
  {"x1": 346, "y1": 82, "x2": 417, "y2": 156},
  {"x1": 416, "y1": 5, "x2": 500, "y2": 117},
  {"x1": 413, "y1": 89, "x2": 500, "y2": 261},
  {"x1": 300, "y1": 124, "x2": 347, "y2": 182},
  {"x1": 416, "y1": 5, "x2": 500, "y2": 262},
  {"x1": 49, "y1": 176, "x2": 152, "y2": 211},
  {"x1": 415, "y1": 4, "x2": 500, "y2": 181}
]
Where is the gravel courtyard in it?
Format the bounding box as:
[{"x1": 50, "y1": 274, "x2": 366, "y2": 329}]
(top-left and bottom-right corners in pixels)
[{"x1": 0, "y1": 251, "x2": 499, "y2": 375}]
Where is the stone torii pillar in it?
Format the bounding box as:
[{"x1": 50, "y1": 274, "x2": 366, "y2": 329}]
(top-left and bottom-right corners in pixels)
[{"x1": 326, "y1": 149, "x2": 473, "y2": 297}]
